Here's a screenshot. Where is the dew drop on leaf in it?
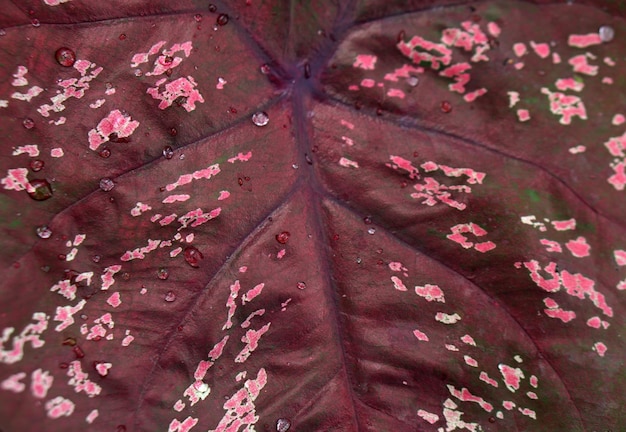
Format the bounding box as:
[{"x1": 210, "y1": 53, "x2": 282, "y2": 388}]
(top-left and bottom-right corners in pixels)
[
  {"x1": 164, "y1": 291, "x2": 176, "y2": 302},
  {"x1": 363, "y1": 216, "x2": 372, "y2": 224},
  {"x1": 22, "y1": 117, "x2": 35, "y2": 129},
  {"x1": 194, "y1": 14, "x2": 202, "y2": 22},
  {"x1": 252, "y1": 111, "x2": 269, "y2": 126},
  {"x1": 30, "y1": 159, "x2": 44, "y2": 172},
  {"x1": 0, "y1": 28, "x2": 6, "y2": 36},
  {"x1": 36, "y1": 225, "x2": 52, "y2": 239},
  {"x1": 31, "y1": 19, "x2": 40, "y2": 28},
  {"x1": 157, "y1": 268, "x2": 169, "y2": 280},
  {"x1": 92, "y1": 255, "x2": 101, "y2": 263},
  {"x1": 216, "y1": 13, "x2": 229, "y2": 26},
  {"x1": 367, "y1": 228, "x2": 376, "y2": 235},
  {"x1": 184, "y1": 246, "x2": 204, "y2": 268},
  {"x1": 72, "y1": 346, "x2": 85, "y2": 358},
  {"x1": 99, "y1": 147, "x2": 111, "y2": 158},
  {"x1": 406, "y1": 76, "x2": 419, "y2": 87},
  {"x1": 134, "y1": 69, "x2": 143, "y2": 77},
  {"x1": 54, "y1": 47, "x2": 76, "y2": 67},
  {"x1": 599, "y1": 25, "x2": 615, "y2": 42},
  {"x1": 169, "y1": 127, "x2": 178, "y2": 136},
  {"x1": 260, "y1": 64, "x2": 271, "y2": 74},
  {"x1": 297, "y1": 281, "x2": 306, "y2": 290},
  {"x1": 208, "y1": 4, "x2": 217, "y2": 12},
  {"x1": 118, "y1": 33, "x2": 126, "y2": 41},
  {"x1": 163, "y1": 146, "x2": 174, "y2": 159},
  {"x1": 276, "y1": 231, "x2": 290, "y2": 244},
  {"x1": 99, "y1": 178, "x2": 115, "y2": 192},
  {"x1": 440, "y1": 101, "x2": 452, "y2": 113},
  {"x1": 276, "y1": 418, "x2": 291, "y2": 432},
  {"x1": 28, "y1": 179, "x2": 53, "y2": 201}
]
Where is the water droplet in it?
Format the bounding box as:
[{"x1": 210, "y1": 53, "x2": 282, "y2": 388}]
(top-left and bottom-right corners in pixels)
[
  {"x1": 57, "y1": 254, "x2": 66, "y2": 260},
  {"x1": 260, "y1": 64, "x2": 271, "y2": 74},
  {"x1": 55, "y1": 47, "x2": 76, "y2": 67},
  {"x1": 72, "y1": 345, "x2": 85, "y2": 358},
  {"x1": 28, "y1": 179, "x2": 53, "y2": 201},
  {"x1": 194, "y1": 14, "x2": 203, "y2": 22},
  {"x1": 163, "y1": 146, "x2": 174, "y2": 159},
  {"x1": 276, "y1": 231, "x2": 290, "y2": 244},
  {"x1": 304, "y1": 62, "x2": 311, "y2": 79},
  {"x1": 0, "y1": 29, "x2": 6, "y2": 36},
  {"x1": 208, "y1": 4, "x2": 217, "y2": 12},
  {"x1": 22, "y1": 117, "x2": 35, "y2": 129},
  {"x1": 599, "y1": 25, "x2": 614, "y2": 42},
  {"x1": 184, "y1": 246, "x2": 204, "y2": 268},
  {"x1": 92, "y1": 255, "x2": 101, "y2": 263},
  {"x1": 164, "y1": 291, "x2": 176, "y2": 302},
  {"x1": 356, "y1": 257, "x2": 362, "y2": 264},
  {"x1": 397, "y1": 30, "x2": 406, "y2": 42},
  {"x1": 99, "y1": 178, "x2": 115, "y2": 192},
  {"x1": 36, "y1": 225, "x2": 52, "y2": 239},
  {"x1": 363, "y1": 216, "x2": 372, "y2": 224},
  {"x1": 121, "y1": 272, "x2": 131, "y2": 281},
  {"x1": 367, "y1": 228, "x2": 376, "y2": 235},
  {"x1": 406, "y1": 76, "x2": 419, "y2": 87},
  {"x1": 292, "y1": 164, "x2": 299, "y2": 169},
  {"x1": 62, "y1": 337, "x2": 76, "y2": 346},
  {"x1": 216, "y1": 13, "x2": 229, "y2": 26},
  {"x1": 118, "y1": 33, "x2": 127, "y2": 41},
  {"x1": 276, "y1": 418, "x2": 291, "y2": 432},
  {"x1": 99, "y1": 147, "x2": 111, "y2": 158},
  {"x1": 157, "y1": 268, "x2": 169, "y2": 280},
  {"x1": 440, "y1": 101, "x2": 452, "y2": 113},
  {"x1": 134, "y1": 69, "x2": 143, "y2": 77},
  {"x1": 252, "y1": 111, "x2": 269, "y2": 126},
  {"x1": 169, "y1": 127, "x2": 178, "y2": 136},
  {"x1": 31, "y1": 18, "x2": 40, "y2": 27},
  {"x1": 297, "y1": 281, "x2": 306, "y2": 290},
  {"x1": 30, "y1": 159, "x2": 44, "y2": 172}
]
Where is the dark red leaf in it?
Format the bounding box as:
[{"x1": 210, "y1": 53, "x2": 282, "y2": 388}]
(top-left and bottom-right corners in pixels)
[{"x1": 1, "y1": 1, "x2": 625, "y2": 431}]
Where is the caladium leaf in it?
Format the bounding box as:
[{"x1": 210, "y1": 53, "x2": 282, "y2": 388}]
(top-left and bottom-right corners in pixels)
[{"x1": 1, "y1": 1, "x2": 624, "y2": 431}]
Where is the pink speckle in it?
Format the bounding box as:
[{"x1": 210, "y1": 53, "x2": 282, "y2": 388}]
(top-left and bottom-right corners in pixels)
[
  {"x1": 86, "y1": 409, "x2": 99, "y2": 424},
  {"x1": 445, "y1": 344, "x2": 459, "y2": 351},
  {"x1": 388, "y1": 155, "x2": 420, "y2": 179},
  {"x1": 67, "y1": 360, "x2": 102, "y2": 397},
  {"x1": 95, "y1": 362, "x2": 112, "y2": 376},
  {"x1": 568, "y1": 54, "x2": 598, "y2": 76},
  {"x1": 487, "y1": 22, "x2": 501, "y2": 37},
  {"x1": 517, "y1": 109, "x2": 531, "y2": 122},
  {"x1": 12, "y1": 145, "x2": 40, "y2": 157},
  {"x1": 54, "y1": 300, "x2": 86, "y2": 332},
  {"x1": 551, "y1": 219, "x2": 576, "y2": 231},
  {"x1": 518, "y1": 408, "x2": 536, "y2": 419},
  {"x1": 463, "y1": 88, "x2": 487, "y2": 102},
  {"x1": 242, "y1": 283, "x2": 265, "y2": 304},
  {"x1": 168, "y1": 417, "x2": 199, "y2": 432},
  {"x1": 413, "y1": 329, "x2": 429, "y2": 341},
  {"x1": 513, "y1": 43, "x2": 527, "y2": 57},
  {"x1": 391, "y1": 276, "x2": 407, "y2": 291},
  {"x1": 604, "y1": 56, "x2": 616, "y2": 66},
  {"x1": 216, "y1": 77, "x2": 227, "y2": 90},
  {"x1": 614, "y1": 250, "x2": 626, "y2": 266},
  {"x1": 447, "y1": 385, "x2": 493, "y2": 412},
  {"x1": 586, "y1": 316, "x2": 602, "y2": 328},
  {"x1": 435, "y1": 312, "x2": 461, "y2": 324},
  {"x1": 530, "y1": 41, "x2": 550, "y2": 58},
  {"x1": 340, "y1": 119, "x2": 355, "y2": 129},
  {"x1": 338, "y1": 157, "x2": 359, "y2": 168},
  {"x1": 602, "y1": 77, "x2": 614, "y2": 85},
  {"x1": 417, "y1": 409, "x2": 439, "y2": 424},
  {"x1": 239, "y1": 266, "x2": 248, "y2": 273},
  {"x1": 228, "y1": 152, "x2": 252, "y2": 163},
  {"x1": 174, "y1": 400, "x2": 185, "y2": 412},
  {"x1": 502, "y1": 400, "x2": 516, "y2": 410},
  {"x1": 235, "y1": 323, "x2": 271, "y2": 363},
  {"x1": 464, "y1": 356, "x2": 478, "y2": 367},
  {"x1": 498, "y1": 364, "x2": 524, "y2": 392},
  {"x1": 608, "y1": 162, "x2": 626, "y2": 191},
  {"x1": 147, "y1": 76, "x2": 204, "y2": 112},
  {"x1": 612, "y1": 114, "x2": 625, "y2": 126},
  {"x1": 569, "y1": 145, "x2": 586, "y2": 154},
  {"x1": 414, "y1": 284, "x2": 445, "y2": 302},
  {"x1": 514, "y1": 62, "x2": 524, "y2": 70},
  {"x1": 165, "y1": 164, "x2": 220, "y2": 191},
  {"x1": 122, "y1": 335, "x2": 134, "y2": 346},
  {"x1": 1, "y1": 168, "x2": 34, "y2": 193},
  {"x1": 1, "y1": 373, "x2": 26, "y2": 393},
  {"x1": 218, "y1": 190, "x2": 230, "y2": 200},
  {"x1": 163, "y1": 194, "x2": 191, "y2": 204},
  {"x1": 353, "y1": 54, "x2": 377, "y2": 70},
  {"x1": 479, "y1": 371, "x2": 498, "y2": 387},
  {"x1": 555, "y1": 78, "x2": 584, "y2": 92},
  {"x1": 565, "y1": 236, "x2": 590, "y2": 258},
  {"x1": 447, "y1": 222, "x2": 495, "y2": 252},
  {"x1": 106, "y1": 292, "x2": 122, "y2": 308},
  {"x1": 348, "y1": 85, "x2": 359, "y2": 91},
  {"x1": 387, "y1": 88, "x2": 405, "y2": 99},
  {"x1": 544, "y1": 307, "x2": 576, "y2": 323},
  {"x1": 388, "y1": 262, "x2": 405, "y2": 272},
  {"x1": 49, "y1": 148, "x2": 63, "y2": 159},
  {"x1": 360, "y1": 78, "x2": 375, "y2": 88},
  {"x1": 541, "y1": 87, "x2": 587, "y2": 124},
  {"x1": 276, "y1": 249, "x2": 286, "y2": 259},
  {"x1": 45, "y1": 396, "x2": 75, "y2": 419},
  {"x1": 593, "y1": 342, "x2": 607, "y2": 357},
  {"x1": 507, "y1": 91, "x2": 520, "y2": 108},
  {"x1": 540, "y1": 239, "x2": 562, "y2": 253},
  {"x1": 88, "y1": 109, "x2": 139, "y2": 151},
  {"x1": 461, "y1": 334, "x2": 476, "y2": 346},
  {"x1": 568, "y1": 33, "x2": 602, "y2": 48},
  {"x1": 130, "y1": 202, "x2": 152, "y2": 217},
  {"x1": 552, "y1": 53, "x2": 561, "y2": 64},
  {"x1": 529, "y1": 375, "x2": 538, "y2": 388}
]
